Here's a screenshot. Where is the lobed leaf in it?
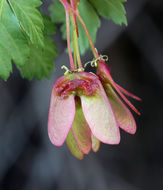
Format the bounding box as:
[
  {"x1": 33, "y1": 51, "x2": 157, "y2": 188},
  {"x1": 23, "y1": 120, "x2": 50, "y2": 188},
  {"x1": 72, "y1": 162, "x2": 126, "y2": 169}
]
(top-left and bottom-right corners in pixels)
[
  {"x1": 89, "y1": 0, "x2": 127, "y2": 26},
  {"x1": 18, "y1": 16, "x2": 57, "y2": 80},
  {"x1": 0, "y1": 1, "x2": 57, "y2": 81},
  {"x1": 18, "y1": 37, "x2": 57, "y2": 80},
  {"x1": 0, "y1": 0, "x2": 29, "y2": 80},
  {"x1": 8, "y1": 0, "x2": 44, "y2": 46}
]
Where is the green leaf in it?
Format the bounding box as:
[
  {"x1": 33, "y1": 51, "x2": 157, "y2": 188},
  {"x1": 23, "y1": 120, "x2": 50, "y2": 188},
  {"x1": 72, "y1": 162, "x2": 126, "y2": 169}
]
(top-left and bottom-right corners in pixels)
[
  {"x1": 89, "y1": 0, "x2": 127, "y2": 26},
  {"x1": 0, "y1": 2, "x2": 57, "y2": 81},
  {"x1": 49, "y1": 0, "x2": 100, "y2": 54},
  {"x1": 18, "y1": 36, "x2": 57, "y2": 80},
  {"x1": 0, "y1": 45, "x2": 12, "y2": 81},
  {"x1": 0, "y1": 0, "x2": 30, "y2": 80},
  {"x1": 18, "y1": 16, "x2": 57, "y2": 80},
  {"x1": 43, "y1": 15, "x2": 57, "y2": 35},
  {"x1": 8, "y1": 0, "x2": 44, "y2": 46},
  {"x1": 49, "y1": 0, "x2": 65, "y2": 23},
  {"x1": 77, "y1": 0, "x2": 100, "y2": 54}
]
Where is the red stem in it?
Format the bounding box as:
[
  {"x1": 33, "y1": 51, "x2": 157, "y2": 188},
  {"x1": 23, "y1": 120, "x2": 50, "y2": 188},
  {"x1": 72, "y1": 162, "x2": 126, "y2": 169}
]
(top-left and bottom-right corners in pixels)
[
  {"x1": 70, "y1": 0, "x2": 79, "y2": 37},
  {"x1": 116, "y1": 83, "x2": 142, "y2": 101},
  {"x1": 66, "y1": 10, "x2": 75, "y2": 70},
  {"x1": 71, "y1": 9, "x2": 99, "y2": 58}
]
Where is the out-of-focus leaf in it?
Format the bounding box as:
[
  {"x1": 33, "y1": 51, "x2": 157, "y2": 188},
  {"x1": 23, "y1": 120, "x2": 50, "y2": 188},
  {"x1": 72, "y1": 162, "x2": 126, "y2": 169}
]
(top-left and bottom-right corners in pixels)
[
  {"x1": 89, "y1": 0, "x2": 127, "y2": 25},
  {"x1": 77, "y1": 0, "x2": 100, "y2": 54},
  {"x1": 49, "y1": 0, "x2": 65, "y2": 23},
  {"x1": 43, "y1": 15, "x2": 57, "y2": 35}
]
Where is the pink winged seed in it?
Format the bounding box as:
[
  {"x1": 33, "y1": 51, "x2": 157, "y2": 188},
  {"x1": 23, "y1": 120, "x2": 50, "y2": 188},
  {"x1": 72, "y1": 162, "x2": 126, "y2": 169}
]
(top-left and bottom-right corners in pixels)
[
  {"x1": 91, "y1": 134, "x2": 101, "y2": 152},
  {"x1": 81, "y1": 80, "x2": 120, "y2": 145},
  {"x1": 104, "y1": 84, "x2": 136, "y2": 134},
  {"x1": 66, "y1": 129, "x2": 84, "y2": 160},
  {"x1": 71, "y1": 100, "x2": 92, "y2": 154},
  {"x1": 98, "y1": 61, "x2": 141, "y2": 115},
  {"x1": 48, "y1": 76, "x2": 76, "y2": 146}
]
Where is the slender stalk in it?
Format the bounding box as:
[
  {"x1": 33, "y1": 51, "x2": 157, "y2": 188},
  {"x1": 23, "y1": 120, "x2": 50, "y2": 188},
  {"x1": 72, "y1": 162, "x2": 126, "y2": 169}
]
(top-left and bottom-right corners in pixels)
[
  {"x1": 70, "y1": 0, "x2": 79, "y2": 37},
  {"x1": 71, "y1": 14, "x2": 82, "y2": 69},
  {"x1": 74, "y1": 31, "x2": 82, "y2": 68},
  {"x1": 66, "y1": 10, "x2": 75, "y2": 70},
  {"x1": 71, "y1": 8, "x2": 99, "y2": 58},
  {"x1": 72, "y1": 30, "x2": 77, "y2": 69},
  {"x1": 60, "y1": 0, "x2": 99, "y2": 67}
]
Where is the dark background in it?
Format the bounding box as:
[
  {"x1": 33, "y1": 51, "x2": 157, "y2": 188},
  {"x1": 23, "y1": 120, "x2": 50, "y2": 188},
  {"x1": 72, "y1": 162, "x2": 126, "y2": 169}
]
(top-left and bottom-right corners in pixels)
[{"x1": 0, "y1": 0, "x2": 163, "y2": 189}]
